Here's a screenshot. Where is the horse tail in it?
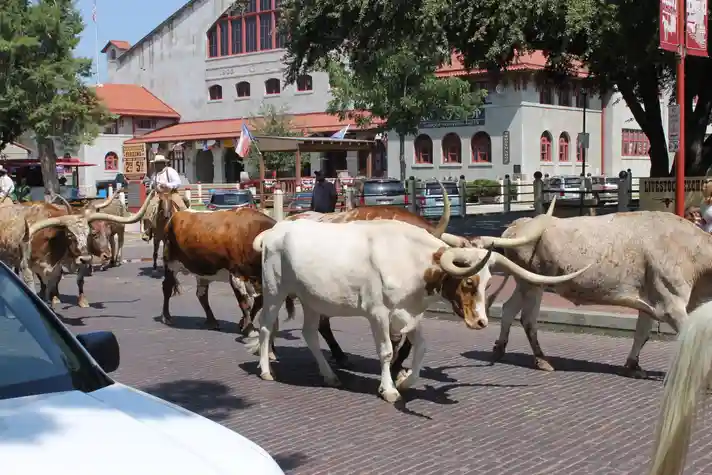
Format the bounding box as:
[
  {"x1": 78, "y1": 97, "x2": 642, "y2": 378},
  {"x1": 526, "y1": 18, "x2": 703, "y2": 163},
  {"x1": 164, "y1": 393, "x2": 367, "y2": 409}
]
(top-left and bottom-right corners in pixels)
[
  {"x1": 649, "y1": 301, "x2": 712, "y2": 475},
  {"x1": 285, "y1": 295, "x2": 296, "y2": 320}
]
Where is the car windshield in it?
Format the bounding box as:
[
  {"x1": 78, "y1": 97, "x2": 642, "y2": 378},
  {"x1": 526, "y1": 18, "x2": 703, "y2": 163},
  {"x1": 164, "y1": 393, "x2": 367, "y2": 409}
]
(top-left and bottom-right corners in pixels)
[
  {"x1": 293, "y1": 192, "x2": 311, "y2": 203},
  {"x1": 424, "y1": 182, "x2": 459, "y2": 197},
  {"x1": 0, "y1": 263, "x2": 110, "y2": 400},
  {"x1": 363, "y1": 181, "x2": 405, "y2": 197},
  {"x1": 563, "y1": 177, "x2": 583, "y2": 187},
  {"x1": 211, "y1": 193, "x2": 251, "y2": 206},
  {"x1": 605, "y1": 178, "x2": 618, "y2": 185}
]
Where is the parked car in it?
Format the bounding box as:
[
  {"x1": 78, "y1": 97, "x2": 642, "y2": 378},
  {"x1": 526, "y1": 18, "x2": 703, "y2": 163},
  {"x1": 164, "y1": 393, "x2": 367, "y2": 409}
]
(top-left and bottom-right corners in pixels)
[
  {"x1": 0, "y1": 260, "x2": 284, "y2": 475},
  {"x1": 352, "y1": 178, "x2": 408, "y2": 208},
  {"x1": 543, "y1": 175, "x2": 590, "y2": 205},
  {"x1": 591, "y1": 175, "x2": 619, "y2": 205},
  {"x1": 286, "y1": 191, "x2": 313, "y2": 215},
  {"x1": 206, "y1": 190, "x2": 255, "y2": 211},
  {"x1": 418, "y1": 179, "x2": 462, "y2": 218}
]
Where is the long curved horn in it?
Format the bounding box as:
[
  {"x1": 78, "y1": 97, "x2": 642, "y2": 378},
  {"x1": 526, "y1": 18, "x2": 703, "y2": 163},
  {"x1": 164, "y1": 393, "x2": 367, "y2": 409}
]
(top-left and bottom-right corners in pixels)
[
  {"x1": 440, "y1": 232, "x2": 468, "y2": 247},
  {"x1": 87, "y1": 190, "x2": 155, "y2": 224},
  {"x1": 439, "y1": 246, "x2": 493, "y2": 278},
  {"x1": 50, "y1": 193, "x2": 72, "y2": 213},
  {"x1": 491, "y1": 252, "x2": 591, "y2": 285},
  {"x1": 478, "y1": 196, "x2": 557, "y2": 249},
  {"x1": 546, "y1": 195, "x2": 557, "y2": 216},
  {"x1": 28, "y1": 217, "x2": 66, "y2": 238},
  {"x1": 89, "y1": 191, "x2": 120, "y2": 211},
  {"x1": 430, "y1": 180, "x2": 451, "y2": 239}
]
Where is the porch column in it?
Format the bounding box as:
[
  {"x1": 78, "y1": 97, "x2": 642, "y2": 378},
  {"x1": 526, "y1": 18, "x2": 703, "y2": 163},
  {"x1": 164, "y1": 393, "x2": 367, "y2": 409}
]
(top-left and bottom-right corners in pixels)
[
  {"x1": 295, "y1": 148, "x2": 302, "y2": 181},
  {"x1": 346, "y1": 150, "x2": 358, "y2": 176},
  {"x1": 213, "y1": 147, "x2": 225, "y2": 183},
  {"x1": 366, "y1": 149, "x2": 373, "y2": 178}
]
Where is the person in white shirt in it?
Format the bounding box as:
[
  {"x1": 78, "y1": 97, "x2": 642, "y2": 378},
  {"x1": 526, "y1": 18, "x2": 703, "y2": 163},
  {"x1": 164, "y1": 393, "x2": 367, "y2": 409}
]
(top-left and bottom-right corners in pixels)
[
  {"x1": 141, "y1": 154, "x2": 187, "y2": 241},
  {"x1": 0, "y1": 166, "x2": 15, "y2": 207}
]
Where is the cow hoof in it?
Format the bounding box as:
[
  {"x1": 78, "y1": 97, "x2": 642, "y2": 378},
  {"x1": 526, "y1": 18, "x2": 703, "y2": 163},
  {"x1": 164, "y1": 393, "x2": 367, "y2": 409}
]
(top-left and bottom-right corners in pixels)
[
  {"x1": 78, "y1": 297, "x2": 90, "y2": 309},
  {"x1": 161, "y1": 315, "x2": 174, "y2": 326},
  {"x1": 260, "y1": 372, "x2": 274, "y2": 381},
  {"x1": 534, "y1": 357, "x2": 555, "y2": 372},
  {"x1": 51, "y1": 296, "x2": 61, "y2": 306},
  {"x1": 623, "y1": 360, "x2": 647, "y2": 379},
  {"x1": 491, "y1": 343, "x2": 506, "y2": 363},
  {"x1": 395, "y1": 369, "x2": 413, "y2": 389},
  {"x1": 269, "y1": 352, "x2": 277, "y2": 362},
  {"x1": 379, "y1": 387, "x2": 402, "y2": 403},
  {"x1": 247, "y1": 329, "x2": 259, "y2": 338},
  {"x1": 323, "y1": 375, "x2": 341, "y2": 387}
]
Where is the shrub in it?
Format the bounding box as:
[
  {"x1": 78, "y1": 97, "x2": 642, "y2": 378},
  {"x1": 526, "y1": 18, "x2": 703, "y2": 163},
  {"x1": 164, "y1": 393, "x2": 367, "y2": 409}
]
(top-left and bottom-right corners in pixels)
[{"x1": 465, "y1": 179, "x2": 518, "y2": 203}]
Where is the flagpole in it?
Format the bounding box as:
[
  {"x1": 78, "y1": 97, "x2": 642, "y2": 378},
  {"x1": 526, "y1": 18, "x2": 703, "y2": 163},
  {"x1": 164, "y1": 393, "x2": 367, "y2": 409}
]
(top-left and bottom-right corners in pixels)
[{"x1": 94, "y1": 0, "x2": 100, "y2": 85}]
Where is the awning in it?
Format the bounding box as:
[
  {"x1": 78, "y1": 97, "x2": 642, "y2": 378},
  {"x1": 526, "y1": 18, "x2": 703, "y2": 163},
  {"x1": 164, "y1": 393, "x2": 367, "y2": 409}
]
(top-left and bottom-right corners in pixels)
[{"x1": 0, "y1": 158, "x2": 96, "y2": 167}]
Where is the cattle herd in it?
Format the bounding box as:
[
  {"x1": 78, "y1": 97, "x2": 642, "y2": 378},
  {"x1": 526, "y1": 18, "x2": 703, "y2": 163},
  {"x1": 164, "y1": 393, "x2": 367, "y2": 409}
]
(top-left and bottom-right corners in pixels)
[{"x1": 9, "y1": 185, "x2": 712, "y2": 474}]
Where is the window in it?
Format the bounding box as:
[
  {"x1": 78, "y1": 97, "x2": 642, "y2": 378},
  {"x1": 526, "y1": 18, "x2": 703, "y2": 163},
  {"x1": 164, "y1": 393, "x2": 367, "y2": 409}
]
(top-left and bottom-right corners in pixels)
[
  {"x1": 136, "y1": 119, "x2": 156, "y2": 129},
  {"x1": 104, "y1": 152, "x2": 119, "y2": 171},
  {"x1": 297, "y1": 75, "x2": 313, "y2": 92},
  {"x1": 471, "y1": 132, "x2": 492, "y2": 163},
  {"x1": 621, "y1": 128, "x2": 649, "y2": 157},
  {"x1": 168, "y1": 148, "x2": 185, "y2": 175},
  {"x1": 209, "y1": 84, "x2": 223, "y2": 100},
  {"x1": 265, "y1": 78, "x2": 280, "y2": 95},
  {"x1": 207, "y1": 0, "x2": 283, "y2": 58},
  {"x1": 442, "y1": 133, "x2": 462, "y2": 163},
  {"x1": 109, "y1": 49, "x2": 116, "y2": 60},
  {"x1": 540, "y1": 132, "x2": 553, "y2": 162},
  {"x1": 236, "y1": 81, "x2": 251, "y2": 98},
  {"x1": 540, "y1": 86, "x2": 554, "y2": 105},
  {"x1": 414, "y1": 134, "x2": 433, "y2": 164},
  {"x1": 558, "y1": 133, "x2": 570, "y2": 162},
  {"x1": 575, "y1": 89, "x2": 589, "y2": 108},
  {"x1": 558, "y1": 87, "x2": 571, "y2": 107},
  {"x1": 103, "y1": 121, "x2": 118, "y2": 134}
]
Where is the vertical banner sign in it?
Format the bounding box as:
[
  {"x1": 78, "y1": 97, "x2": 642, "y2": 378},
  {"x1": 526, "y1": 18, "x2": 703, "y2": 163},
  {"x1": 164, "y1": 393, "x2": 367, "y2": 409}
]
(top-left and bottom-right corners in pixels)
[
  {"x1": 668, "y1": 104, "x2": 681, "y2": 152},
  {"x1": 687, "y1": 0, "x2": 709, "y2": 57},
  {"x1": 122, "y1": 143, "x2": 147, "y2": 179},
  {"x1": 502, "y1": 131, "x2": 510, "y2": 165},
  {"x1": 660, "y1": 0, "x2": 680, "y2": 52}
]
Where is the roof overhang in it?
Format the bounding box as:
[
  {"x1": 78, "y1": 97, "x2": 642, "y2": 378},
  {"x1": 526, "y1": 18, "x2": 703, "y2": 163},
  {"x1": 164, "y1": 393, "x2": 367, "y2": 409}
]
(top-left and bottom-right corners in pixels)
[{"x1": 251, "y1": 135, "x2": 375, "y2": 152}]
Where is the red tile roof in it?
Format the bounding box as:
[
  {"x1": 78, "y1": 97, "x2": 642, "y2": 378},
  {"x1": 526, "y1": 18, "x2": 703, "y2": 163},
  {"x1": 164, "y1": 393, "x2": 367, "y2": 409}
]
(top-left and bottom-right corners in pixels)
[
  {"x1": 436, "y1": 51, "x2": 587, "y2": 78},
  {"x1": 124, "y1": 111, "x2": 382, "y2": 144},
  {"x1": 93, "y1": 84, "x2": 180, "y2": 119},
  {"x1": 101, "y1": 40, "x2": 131, "y2": 53}
]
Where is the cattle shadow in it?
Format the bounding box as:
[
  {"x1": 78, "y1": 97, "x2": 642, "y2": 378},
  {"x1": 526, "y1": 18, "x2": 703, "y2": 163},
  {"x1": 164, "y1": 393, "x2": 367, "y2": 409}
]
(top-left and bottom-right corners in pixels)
[
  {"x1": 461, "y1": 349, "x2": 666, "y2": 380},
  {"x1": 273, "y1": 452, "x2": 311, "y2": 473},
  {"x1": 138, "y1": 266, "x2": 163, "y2": 279},
  {"x1": 151, "y1": 315, "x2": 242, "y2": 334},
  {"x1": 140, "y1": 379, "x2": 253, "y2": 423},
  {"x1": 57, "y1": 294, "x2": 140, "y2": 310},
  {"x1": 56, "y1": 312, "x2": 135, "y2": 327},
  {"x1": 238, "y1": 346, "x2": 532, "y2": 418}
]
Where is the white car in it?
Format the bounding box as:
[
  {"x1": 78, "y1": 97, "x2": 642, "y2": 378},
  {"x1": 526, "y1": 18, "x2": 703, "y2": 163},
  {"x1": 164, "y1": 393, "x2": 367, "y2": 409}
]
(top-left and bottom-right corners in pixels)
[{"x1": 0, "y1": 262, "x2": 284, "y2": 475}]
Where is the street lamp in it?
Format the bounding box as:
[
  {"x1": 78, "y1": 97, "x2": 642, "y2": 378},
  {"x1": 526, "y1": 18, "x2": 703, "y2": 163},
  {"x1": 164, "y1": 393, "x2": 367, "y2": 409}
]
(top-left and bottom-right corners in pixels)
[{"x1": 579, "y1": 88, "x2": 588, "y2": 215}]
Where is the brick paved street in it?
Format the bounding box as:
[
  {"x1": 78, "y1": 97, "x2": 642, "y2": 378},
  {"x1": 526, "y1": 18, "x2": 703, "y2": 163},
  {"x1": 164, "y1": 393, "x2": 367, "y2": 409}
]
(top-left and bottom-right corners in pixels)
[{"x1": 55, "y1": 262, "x2": 712, "y2": 475}]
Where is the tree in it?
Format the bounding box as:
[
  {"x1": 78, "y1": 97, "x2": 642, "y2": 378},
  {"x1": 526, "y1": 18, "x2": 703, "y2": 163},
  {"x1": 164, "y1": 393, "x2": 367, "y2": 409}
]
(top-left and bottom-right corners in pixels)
[
  {"x1": 280, "y1": 0, "x2": 712, "y2": 177},
  {"x1": 323, "y1": 46, "x2": 485, "y2": 180},
  {"x1": 247, "y1": 104, "x2": 309, "y2": 175},
  {"x1": 0, "y1": 0, "x2": 112, "y2": 195}
]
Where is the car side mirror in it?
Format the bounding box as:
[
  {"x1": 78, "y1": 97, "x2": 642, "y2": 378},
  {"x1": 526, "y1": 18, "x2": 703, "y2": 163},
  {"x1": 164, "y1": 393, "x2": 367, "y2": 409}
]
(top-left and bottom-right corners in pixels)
[{"x1": 76, "y1": 331, "x2": 120, "y2": 373}]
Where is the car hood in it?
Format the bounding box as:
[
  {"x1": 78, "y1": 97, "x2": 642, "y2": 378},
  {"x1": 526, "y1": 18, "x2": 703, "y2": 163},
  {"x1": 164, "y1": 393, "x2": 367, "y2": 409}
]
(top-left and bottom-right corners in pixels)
[{"x1": 0, "y1": 383, "x2": 283, "y2": 475}]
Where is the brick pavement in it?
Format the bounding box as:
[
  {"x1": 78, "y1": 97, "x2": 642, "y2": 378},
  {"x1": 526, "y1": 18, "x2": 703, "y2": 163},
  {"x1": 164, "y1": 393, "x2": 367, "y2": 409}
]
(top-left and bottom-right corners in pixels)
[{"x1": 55, "y1": 263, "x2": 712, "y2": 475}]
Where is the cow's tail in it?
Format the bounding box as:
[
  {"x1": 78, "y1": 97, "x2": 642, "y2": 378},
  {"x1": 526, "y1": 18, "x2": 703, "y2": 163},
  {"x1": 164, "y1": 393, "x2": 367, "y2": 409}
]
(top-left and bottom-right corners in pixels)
[
  {"x1": 285, "y1": 295, "x2": 296, "y2": 320},
  {"x1": 253, "y1": 229, "x2": 270, "y2": 253},
  {"x1": 162, "y1": 224, "x2": 181, "y2": 296},
  {"x1": 649, "y1": 301, "x2": 712, "y2": 475}
]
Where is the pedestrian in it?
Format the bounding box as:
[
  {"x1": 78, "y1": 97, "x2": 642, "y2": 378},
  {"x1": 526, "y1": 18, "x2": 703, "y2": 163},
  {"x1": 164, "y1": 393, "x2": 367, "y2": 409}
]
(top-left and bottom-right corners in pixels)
[
  {"x1": 0, "y1": 166, "x2": 15, "y2": 207},
  {"x1": 310, "y1": 170, "x2": 337, "y2": 213},
  {"x1": 141, "y1": 154, "x2": 187, "y2": 241},
  {"x1": 13, "y1": 177, "x2": 31, "y2": 203},
  {"x1": 697, "y1": 180, "x2": 712, "y2": 233}
]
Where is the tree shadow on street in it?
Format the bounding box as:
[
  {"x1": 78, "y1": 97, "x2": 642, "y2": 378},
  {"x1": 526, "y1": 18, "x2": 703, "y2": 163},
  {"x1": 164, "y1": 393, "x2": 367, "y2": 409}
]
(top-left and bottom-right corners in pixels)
[
  {"x1": 152, "y1": 315, "x2": 242, "y2": 334},
  {"x1": 138, "y1": 266, "x2": 163, "y2": 279},
  {"x1": 55, "y1": 312, "x2": 135, "y2": 327}
]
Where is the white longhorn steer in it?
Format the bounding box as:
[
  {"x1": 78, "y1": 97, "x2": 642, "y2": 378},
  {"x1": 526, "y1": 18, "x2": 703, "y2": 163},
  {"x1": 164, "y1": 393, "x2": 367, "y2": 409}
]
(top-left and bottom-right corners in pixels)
[
  {"x1": 484, "y1": 210, "x2": 712, "y2": 379},
  {"x1": 252, "y1": 217, "x2": 590, "y2": 403}
]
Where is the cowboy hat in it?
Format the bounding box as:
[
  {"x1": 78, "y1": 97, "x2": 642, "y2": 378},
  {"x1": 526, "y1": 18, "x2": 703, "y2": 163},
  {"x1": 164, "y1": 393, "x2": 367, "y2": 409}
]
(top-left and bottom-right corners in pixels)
[
  {"x1": 150, "y1": 154, "x2": 168, "y2": 163},
  {"x1": 0, "y1": 165, "x2": 6, "y2": 172}
]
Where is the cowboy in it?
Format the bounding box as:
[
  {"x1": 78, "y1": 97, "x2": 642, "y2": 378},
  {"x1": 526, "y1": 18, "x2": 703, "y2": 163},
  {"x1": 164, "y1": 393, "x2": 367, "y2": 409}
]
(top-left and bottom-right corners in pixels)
[
  {"x1": 0, "y1": 166, "x2": 15, "y2": 207},
  {"x1": 141, "y1": 154, "x2": 186, "y2": 241}
]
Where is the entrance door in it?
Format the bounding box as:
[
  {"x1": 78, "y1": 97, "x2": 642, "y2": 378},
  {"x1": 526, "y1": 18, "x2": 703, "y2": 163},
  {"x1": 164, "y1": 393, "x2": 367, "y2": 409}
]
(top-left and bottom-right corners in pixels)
[{"x1": 195, "y1": 150, "x2": 214, "y2": 183}]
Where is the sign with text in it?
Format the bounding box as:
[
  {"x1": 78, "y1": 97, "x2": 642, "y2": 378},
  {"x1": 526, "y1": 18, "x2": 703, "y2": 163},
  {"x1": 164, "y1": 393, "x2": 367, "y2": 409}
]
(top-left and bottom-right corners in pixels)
[
  {"x1": 661, "y1": 0, "x2": 680, "y2": 52},
  {"x1": 639, "y1": 176, "x2": 708, "y2": 211},
  {"x1": 502, "y1": 130, "x2": 510, "y2": 165},
  {"x1": 668, "y1": 104, "x2": 680, "y2": 152},
  {"x1": 687, "y1": 0, "x2": 709, "y2": 56},
  {"x1": 122, "y1": 143, "x2": 147, "y2": 179},
  {"x1": 578, "y1": 132, "x2": 590, "y2": 149},
  {"x1": 419, "y1": 109, "x2": 485, "y2": 129}
]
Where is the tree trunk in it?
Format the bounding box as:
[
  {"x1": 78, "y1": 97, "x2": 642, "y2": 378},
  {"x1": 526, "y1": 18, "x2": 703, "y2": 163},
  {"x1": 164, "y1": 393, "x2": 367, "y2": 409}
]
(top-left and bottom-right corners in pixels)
[
  {"x1": 398, "y1": 133, "x2": 406, "y2": 181},
  {"x1": 37, "y1": 137, "x2": 59, "y2": 201}
]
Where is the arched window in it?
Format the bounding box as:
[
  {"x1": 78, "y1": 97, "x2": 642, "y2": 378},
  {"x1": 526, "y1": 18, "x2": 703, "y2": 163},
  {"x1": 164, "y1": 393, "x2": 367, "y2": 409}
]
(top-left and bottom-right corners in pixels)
[
  {"x1": 558, "y1": 133, "x2": 570, "y2": 162},
  {"x1": 265, "y1": 78, "x2": 280, "y2": 95},
  {"x1": 414, "y1": 135, "x2": 433, "y2": 164},
  {"x1": 442, "y1": 133, "x2": 462, "y2": 163},
  {"x1": 206, "y1": 0, "x2": 285, "y2": 58},
  {"x1": 236, "y1": 81, "x2": 251, "y2": 98},
  {"x1": 109, "y1": 49, "x2": 117, "y2": 60},
  {"x1": 208, "y1": 85, "x2": 222, "y2": 100},
  {"x1": 104, "y1": 152, "x2": 119, "y2": 171},
  {"x1": 471, "y1": 132, "x2": 492, "y2": 163},
  {"x1": 297, "y1": 75, "x2": 313, "y2": 92},
  {"x1": 540, "y1": 131, "x2": 553, "y2": 162}
]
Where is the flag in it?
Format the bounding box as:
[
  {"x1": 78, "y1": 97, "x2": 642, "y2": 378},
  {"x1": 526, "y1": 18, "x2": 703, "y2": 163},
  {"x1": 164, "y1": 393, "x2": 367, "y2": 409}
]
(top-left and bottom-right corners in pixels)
[
  {"x1": 92, "y1": 0, "x2": 97, "y2": 22},
  {"x1": 236, "y1": 123, "x2": 254, "y2": 157},
  {"x1": 331, "y1": 125, "x2": 350, "y2": 139}
]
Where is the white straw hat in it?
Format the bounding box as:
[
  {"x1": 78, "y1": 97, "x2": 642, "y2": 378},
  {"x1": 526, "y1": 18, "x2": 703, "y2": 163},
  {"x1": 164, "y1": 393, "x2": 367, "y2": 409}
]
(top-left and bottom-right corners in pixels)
[{"x1": 151, "y1": 154, "x2": 168, "y2": 163}]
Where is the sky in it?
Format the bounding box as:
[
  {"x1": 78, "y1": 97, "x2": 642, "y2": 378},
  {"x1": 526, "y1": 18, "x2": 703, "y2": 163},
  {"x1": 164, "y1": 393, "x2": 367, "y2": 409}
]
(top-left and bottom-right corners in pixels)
[{"x1": 75, "y1": 0, "x2": 187, "y2": 83}]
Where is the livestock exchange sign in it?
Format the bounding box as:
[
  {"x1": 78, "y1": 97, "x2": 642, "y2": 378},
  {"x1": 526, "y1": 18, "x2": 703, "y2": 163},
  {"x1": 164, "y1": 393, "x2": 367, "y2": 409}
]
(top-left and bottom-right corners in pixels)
[
  {"x1": 639, "y1": 176, "x2": 708, "y2": 211},
  {"x1": 122, "y1": 143, "x2": 147, "y2": 179}
]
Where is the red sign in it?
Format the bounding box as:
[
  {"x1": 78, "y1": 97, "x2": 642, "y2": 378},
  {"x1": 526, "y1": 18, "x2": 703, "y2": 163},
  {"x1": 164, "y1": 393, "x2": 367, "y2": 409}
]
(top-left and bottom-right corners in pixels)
[
  {"x1": 661, "y1": 0, "x2": 680, "y2": 52},
  {"x1": 686, "y1": 0, "x2": 709, "y2": 57}
]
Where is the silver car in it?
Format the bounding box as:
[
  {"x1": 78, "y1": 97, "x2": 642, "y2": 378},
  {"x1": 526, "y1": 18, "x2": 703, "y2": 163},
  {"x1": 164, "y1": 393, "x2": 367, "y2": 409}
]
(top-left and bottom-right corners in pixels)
[
  {"x1": 353, "y1": 179, "x2": 407, "y2": 208},
  {"x1": 591, "y1": 176, "x2": 618, "y2": 204},
  {"x1": 543, "y1": 175, "x2": 588, "y2": 204}
]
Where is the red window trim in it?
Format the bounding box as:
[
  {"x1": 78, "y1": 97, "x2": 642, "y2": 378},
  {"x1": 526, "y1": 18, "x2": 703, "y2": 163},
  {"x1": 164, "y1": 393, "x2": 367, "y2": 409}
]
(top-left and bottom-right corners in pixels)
[
  {"x1": 297, "y1": 74, "x2": 313, "y2": 92},
  {"x1": 206, "y1": 0, "x2": 285, "y2": 58},
  {"x1": 209, "y1": 85, "x2": 223, "y2": 100},
  {"x1": 236, "y1": 81, "x2": 251, "y2": 97},
  {"x1": 621, "y1": 128, "x2": 650, "y2": 158},
  {"x1": 471, "y1": 133, "x2": 491, "y2": 163},
  {"x1": 442, "y1": 134, "x2": 462, "y2": 163},
  {"x1": 414, "y1": 135, "x2": 433, "y2": 164},
  {"x1": 265, "y1": 78, "x2": 280, "y2": 95},
  {"x1": 540, "y1": 133, "x2": 552, "y2": 162},
  {"x1": 558, "y1": 135, "x2": 570, "y2": 162}
]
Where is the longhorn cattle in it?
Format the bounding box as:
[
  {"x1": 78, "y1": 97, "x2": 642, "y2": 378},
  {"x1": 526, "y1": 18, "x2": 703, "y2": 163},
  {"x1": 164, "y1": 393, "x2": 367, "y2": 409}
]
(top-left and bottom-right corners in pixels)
[
  {"x1": 485, "y1": 210, "x2": 712, "y2": 379},
  {"x1": 145, "y1": 192, "x2": 191, "y2": 270},
  {"x1": 1, "y1": 192, "x2": 153, "y2": 307},
  {"x1": 251, "y1": 188, "x2": 589, "y2": 402},
  {"x1": 78, "y1": 194, "x2": 131, "y2": 267}
]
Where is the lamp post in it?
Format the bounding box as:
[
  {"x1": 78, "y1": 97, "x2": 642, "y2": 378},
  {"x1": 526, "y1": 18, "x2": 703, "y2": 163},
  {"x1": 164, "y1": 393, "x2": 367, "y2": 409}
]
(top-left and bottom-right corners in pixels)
[{"x1": 579, "y1": 88, "x2": 588, "y2": 215}]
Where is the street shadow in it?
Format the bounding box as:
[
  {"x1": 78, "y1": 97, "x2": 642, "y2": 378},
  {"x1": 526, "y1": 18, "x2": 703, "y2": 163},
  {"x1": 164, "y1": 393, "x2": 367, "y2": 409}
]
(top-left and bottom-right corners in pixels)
[
  {"x1": 55, "y1": 312, "x2": 135, "y2": 327},
  {"x1": 461, "y1": 349, "x2": 665, "y2": 380},
  {"x1": 58, "y1": 294, "x2": 139, "y2": 310},
  {"x1": 140, "y1": 379, "x2": 253, "y2": 423},
  {"x1": 138, "y1": 266, "x2": 163, "y2": 279},
  {"x1": 273, "y1": 452, "x2": 311, "y2": 472},
  {"x1": 151, "y1": 315, "x2": 241, "y2": 334}
]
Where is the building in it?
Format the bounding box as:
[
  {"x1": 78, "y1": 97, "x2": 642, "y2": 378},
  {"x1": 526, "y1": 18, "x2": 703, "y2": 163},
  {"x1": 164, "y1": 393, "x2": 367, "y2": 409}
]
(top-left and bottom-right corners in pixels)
[{"x1": 99, "y1": 0, "x2": 673, "y2": 185}]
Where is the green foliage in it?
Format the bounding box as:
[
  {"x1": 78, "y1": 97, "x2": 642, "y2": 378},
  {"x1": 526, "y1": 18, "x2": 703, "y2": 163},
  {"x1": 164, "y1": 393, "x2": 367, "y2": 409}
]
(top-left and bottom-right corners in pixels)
[
  {"x1": 0, "y1": 0, "x2": 112, "y2": 193},
  {"x1": 246, "y1": 104, "x2": 309, "y2": 174},
  {"x1": 465, "y1": 179, "x2": 517, "y2": 202}
]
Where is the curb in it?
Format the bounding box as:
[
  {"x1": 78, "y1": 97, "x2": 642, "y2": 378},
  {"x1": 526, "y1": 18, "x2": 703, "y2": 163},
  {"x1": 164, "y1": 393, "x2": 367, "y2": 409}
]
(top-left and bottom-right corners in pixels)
[{"x1": 427, "y1": 302, "x2": 676, "y2": 336}]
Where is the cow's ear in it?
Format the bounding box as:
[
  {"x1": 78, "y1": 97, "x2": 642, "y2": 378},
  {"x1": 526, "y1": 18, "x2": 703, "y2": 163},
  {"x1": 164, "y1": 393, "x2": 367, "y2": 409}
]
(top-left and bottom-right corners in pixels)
[{"x1": 431, "y1": 247, "x2": 446, "y2": 264}]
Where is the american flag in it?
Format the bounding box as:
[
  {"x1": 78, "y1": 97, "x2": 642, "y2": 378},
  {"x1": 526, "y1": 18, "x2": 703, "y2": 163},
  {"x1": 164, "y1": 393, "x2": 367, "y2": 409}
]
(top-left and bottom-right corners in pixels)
[{"x1": 92, "y1": 0, "x2": 97, "y2": 23}]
